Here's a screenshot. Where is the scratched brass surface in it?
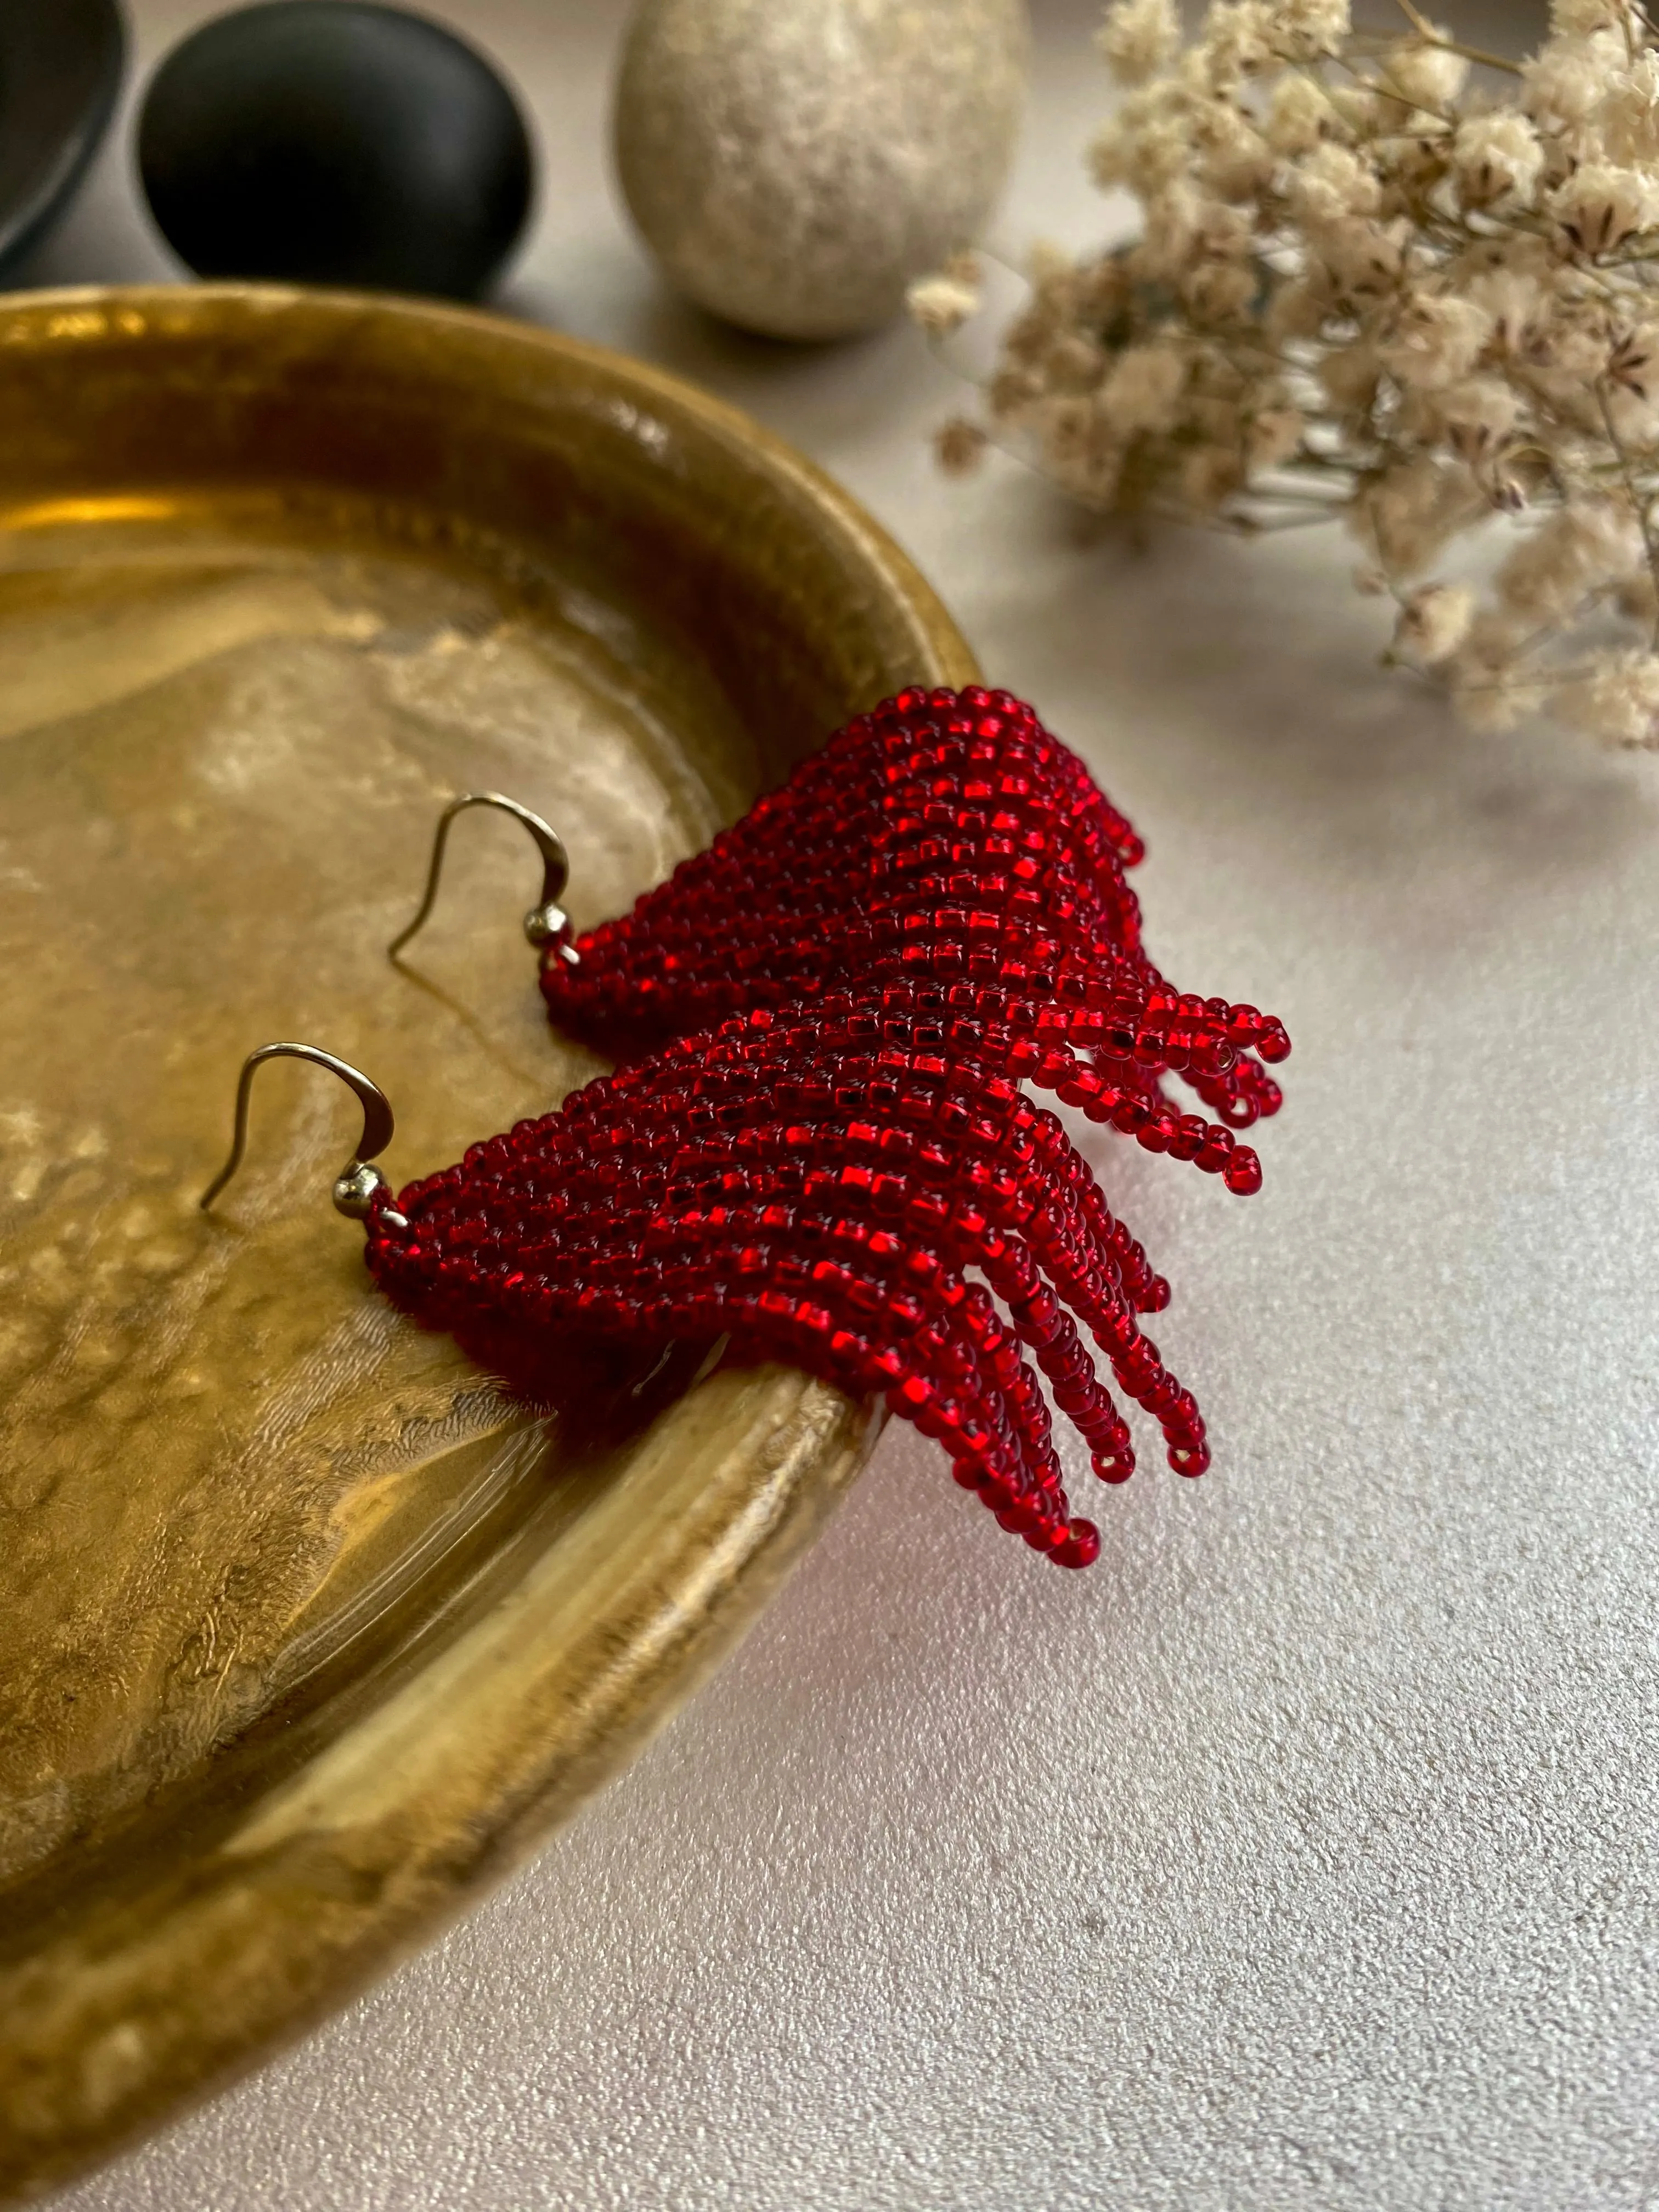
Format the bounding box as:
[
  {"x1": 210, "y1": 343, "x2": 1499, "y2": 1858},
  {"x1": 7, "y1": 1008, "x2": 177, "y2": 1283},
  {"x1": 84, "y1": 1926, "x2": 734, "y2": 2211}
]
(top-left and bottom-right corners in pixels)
[{"x1": 0, "y1": 287, "x2": 977, "y2": 2202}]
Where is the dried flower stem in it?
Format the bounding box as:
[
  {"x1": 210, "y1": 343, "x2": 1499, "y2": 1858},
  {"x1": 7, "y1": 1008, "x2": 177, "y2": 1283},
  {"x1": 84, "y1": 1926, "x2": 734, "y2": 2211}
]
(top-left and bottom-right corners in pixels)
[{"x1": 1390, "y1": 0, "x2": 1521, "y2": 76}]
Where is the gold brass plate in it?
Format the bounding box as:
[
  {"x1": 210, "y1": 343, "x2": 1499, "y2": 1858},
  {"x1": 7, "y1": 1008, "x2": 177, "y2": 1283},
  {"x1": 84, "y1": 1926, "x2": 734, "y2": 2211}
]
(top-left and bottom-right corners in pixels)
[{"x1": 0, "y1": 286, "x2": 976, "y2": 2200}]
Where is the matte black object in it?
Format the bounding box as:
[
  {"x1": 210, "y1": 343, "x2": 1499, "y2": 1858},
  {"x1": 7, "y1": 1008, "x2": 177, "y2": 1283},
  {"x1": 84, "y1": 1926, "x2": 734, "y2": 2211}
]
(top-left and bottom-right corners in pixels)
[
  {"x1": 138, "y1": 2, "x2": 534, "y2": 300},
  {"x1": 0, "y1": 0, "x2": 126, "y2": 276}
]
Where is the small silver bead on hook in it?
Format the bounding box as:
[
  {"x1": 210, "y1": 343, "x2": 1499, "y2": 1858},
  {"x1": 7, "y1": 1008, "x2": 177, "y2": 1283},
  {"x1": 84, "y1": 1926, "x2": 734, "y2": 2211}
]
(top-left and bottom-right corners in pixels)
[
  {"x1": 199, "y1": 1042, "x2": 405, "y2": 1226},
  {"x1": 388, "y1": 792, "x2": 579, "y2": 962}
]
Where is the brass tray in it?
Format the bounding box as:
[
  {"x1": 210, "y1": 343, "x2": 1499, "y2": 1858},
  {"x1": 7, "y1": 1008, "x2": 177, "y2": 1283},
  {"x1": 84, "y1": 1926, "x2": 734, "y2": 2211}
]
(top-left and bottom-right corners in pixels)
[{"x1": 0, "y1": 286, "x2": 975, "y2": 2201}]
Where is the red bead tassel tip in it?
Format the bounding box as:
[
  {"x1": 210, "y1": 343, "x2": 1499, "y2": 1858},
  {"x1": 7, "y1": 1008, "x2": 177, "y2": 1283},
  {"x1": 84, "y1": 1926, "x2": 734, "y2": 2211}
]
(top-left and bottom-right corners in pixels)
[
  {"x1": 366, "y1": 976, "x2": 1280, "y2": 1571},
  {"x1": 543, "y1": 686, "x2": 1291, "y2": 1185}
]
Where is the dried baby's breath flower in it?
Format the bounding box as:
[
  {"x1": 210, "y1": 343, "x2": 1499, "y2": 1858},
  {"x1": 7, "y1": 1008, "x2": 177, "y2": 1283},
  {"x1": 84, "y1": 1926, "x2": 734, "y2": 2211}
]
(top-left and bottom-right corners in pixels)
[
  {"x1": 1200, "y1": 1, "x2": 1277, "y2": 87},
  {"x1": 935, "y1": 416, "x2": 990, "y2": 476},
  {"x1": 1522, "y1": 31, "x2": 1623, "y2": 134},
  {"x1": 1392, "y1": 581, "x2": 1476, "y2": 663},
  {"x1": 1451, "y1": 112, "x2": 1544, "y2": 208},
  {"x1": 1378, "y1": 292, "x2": 1492, "y2": 390},
  {"x1": 1264, "y1": 71, "x2": 1331, "y2": 153},
  {"x1": 1596, "y1": 50, "x2": 1659, "y2": 163},
  {"x1": 1097, "y1": 0, "x2": 1182, "y2": 86},
  {"x1": 1552, "y1": 163, "x2": 1659, "y2": 258},
  {"x1": 1293, "y1": 140, "x2": 1384, "y2": 227},
  {"x1": 915, "y1": 0, "x2": 1659, "y2": 748},
  {"x1": 1276, "y1": 0, "x2": 1351, "y2": 61},
  {"x1": 1381, "y1": 29, "x2": 1470, "y2": 110},
  {"x1": 1098, "y1": 342, "x2": 1188, "y2": 435},
  {"x1": 1496, "y1": 503, "x2": 1644, "y2": 623},
  {"x1": 1354, "y1": 454, "x2": 1481, "y2": 573},
  {"x1": 1433, "y1": 375, "x2": 1522, "y2": 462},
  {"x1": 1564, "y1": 648, "x2": 1659, "y2": 744},
  {"x1": 908, "y1": 272, "x2": 982, "y2": 338},
  {"x1": 1549, "y1": 0, "x2": 1633, "y2": 38},
  {"x1": 1464, "y1": 264, "x2": 1549, "y2": 353}
]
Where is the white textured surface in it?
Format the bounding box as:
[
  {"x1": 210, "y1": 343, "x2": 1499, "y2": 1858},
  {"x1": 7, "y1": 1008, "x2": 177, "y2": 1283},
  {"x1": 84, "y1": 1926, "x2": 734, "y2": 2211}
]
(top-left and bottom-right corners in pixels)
[{"x1": 37, "y1": 3, "x2": 1659, "y2": 2207}]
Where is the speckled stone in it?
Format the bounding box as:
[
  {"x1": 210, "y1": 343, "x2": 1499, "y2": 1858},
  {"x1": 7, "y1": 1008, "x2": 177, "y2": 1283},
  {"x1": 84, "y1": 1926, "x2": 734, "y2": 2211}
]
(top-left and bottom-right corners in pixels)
[{"x1": 613, "y1": 0, "x2": 1028, "y2": 341}]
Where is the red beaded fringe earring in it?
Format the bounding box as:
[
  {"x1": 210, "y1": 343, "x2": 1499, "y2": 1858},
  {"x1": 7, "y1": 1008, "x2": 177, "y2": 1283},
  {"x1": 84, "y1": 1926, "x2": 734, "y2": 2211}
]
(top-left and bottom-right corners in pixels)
[
  {"x1": 201, "y1": 985, "x2": 1205, "y2": 1570},
  {"x1": 392, "y1": 688, "x2": 1291, "y2": 1200}
]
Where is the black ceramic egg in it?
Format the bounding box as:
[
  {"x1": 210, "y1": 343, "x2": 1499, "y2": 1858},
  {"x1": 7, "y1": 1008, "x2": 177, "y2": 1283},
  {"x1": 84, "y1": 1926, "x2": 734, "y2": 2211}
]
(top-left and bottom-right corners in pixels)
[{"x1": 138, "y1": 1, "x2": 534, "y2": 300}]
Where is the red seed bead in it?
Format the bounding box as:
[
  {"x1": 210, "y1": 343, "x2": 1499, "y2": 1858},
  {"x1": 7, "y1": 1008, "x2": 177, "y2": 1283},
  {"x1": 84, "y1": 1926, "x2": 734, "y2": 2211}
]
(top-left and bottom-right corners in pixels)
[
  {"x1": 1223, "y1": 1147, "x2": 1263, "y2": 1197},
  {"x1": 1053, "y1": 1518, "x2": 1102, "y2": 1568},
  {"x1": 1256, "y1": 1019, "x2": 1293, "y2": 1064}
]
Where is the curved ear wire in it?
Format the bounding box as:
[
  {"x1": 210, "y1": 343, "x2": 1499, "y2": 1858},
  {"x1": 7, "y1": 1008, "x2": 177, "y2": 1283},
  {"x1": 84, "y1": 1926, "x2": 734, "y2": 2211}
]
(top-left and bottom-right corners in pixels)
[
  {"x1": 388, "y1": 793, "x2": 576, "y2": 961},
  {"x1": 200, "y1": 1042, "x2": 400, "y2": 1222}
]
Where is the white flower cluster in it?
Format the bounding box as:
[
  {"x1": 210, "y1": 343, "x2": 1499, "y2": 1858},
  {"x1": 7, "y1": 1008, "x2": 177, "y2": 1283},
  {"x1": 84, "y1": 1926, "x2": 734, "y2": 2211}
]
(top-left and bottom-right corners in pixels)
[{"x1": 919, "y1": 0, "x2": 1659, "y2": 748}]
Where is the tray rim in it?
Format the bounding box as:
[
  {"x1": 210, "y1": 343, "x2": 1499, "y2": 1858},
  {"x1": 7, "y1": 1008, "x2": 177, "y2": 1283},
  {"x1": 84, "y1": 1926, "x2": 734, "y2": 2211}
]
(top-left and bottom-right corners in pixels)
[{"x1": 0, "y1": 282, "x2": 979, "y2": 2203}]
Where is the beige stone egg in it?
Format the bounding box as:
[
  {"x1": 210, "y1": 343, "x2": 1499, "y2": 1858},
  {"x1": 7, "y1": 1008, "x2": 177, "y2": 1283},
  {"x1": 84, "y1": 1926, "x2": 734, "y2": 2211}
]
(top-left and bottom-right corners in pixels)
[{"x1": 613, "y1": 0, "x2": 1029, "y2": 341}]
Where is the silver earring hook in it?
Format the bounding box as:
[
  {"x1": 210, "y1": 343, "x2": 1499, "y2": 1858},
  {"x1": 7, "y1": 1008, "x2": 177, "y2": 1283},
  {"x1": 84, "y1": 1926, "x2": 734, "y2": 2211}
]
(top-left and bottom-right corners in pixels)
[
  {"x1": 199, "y1": 1042, "x2": 402, "y2": 1222},
  {"x1": 388, "y1": 792, "x2": 578, "y2": 961}
]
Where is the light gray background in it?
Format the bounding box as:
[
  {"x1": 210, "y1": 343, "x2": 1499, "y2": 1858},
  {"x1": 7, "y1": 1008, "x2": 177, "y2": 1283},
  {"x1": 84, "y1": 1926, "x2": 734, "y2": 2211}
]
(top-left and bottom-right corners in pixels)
[{"x1": 37, "y1": 3, "x2": 1659, "y2": 2208}]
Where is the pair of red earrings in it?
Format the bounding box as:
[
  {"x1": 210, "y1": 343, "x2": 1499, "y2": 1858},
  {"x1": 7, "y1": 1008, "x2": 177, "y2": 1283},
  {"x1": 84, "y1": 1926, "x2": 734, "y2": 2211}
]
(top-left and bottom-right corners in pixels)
[{"x1": 202, "y1": 687, "x2": 1291, "y2": 1571}]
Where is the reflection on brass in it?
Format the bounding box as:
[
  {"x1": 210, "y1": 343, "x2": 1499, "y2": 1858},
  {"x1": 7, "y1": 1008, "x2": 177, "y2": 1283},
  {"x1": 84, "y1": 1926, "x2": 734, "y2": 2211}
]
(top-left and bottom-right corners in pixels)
[
  {"x1": 0, "y1": 285, "x2": 976, "y2": 2203},
  {"x1": 388, "y1": 791, "x2": 574, "y2": 960}
]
